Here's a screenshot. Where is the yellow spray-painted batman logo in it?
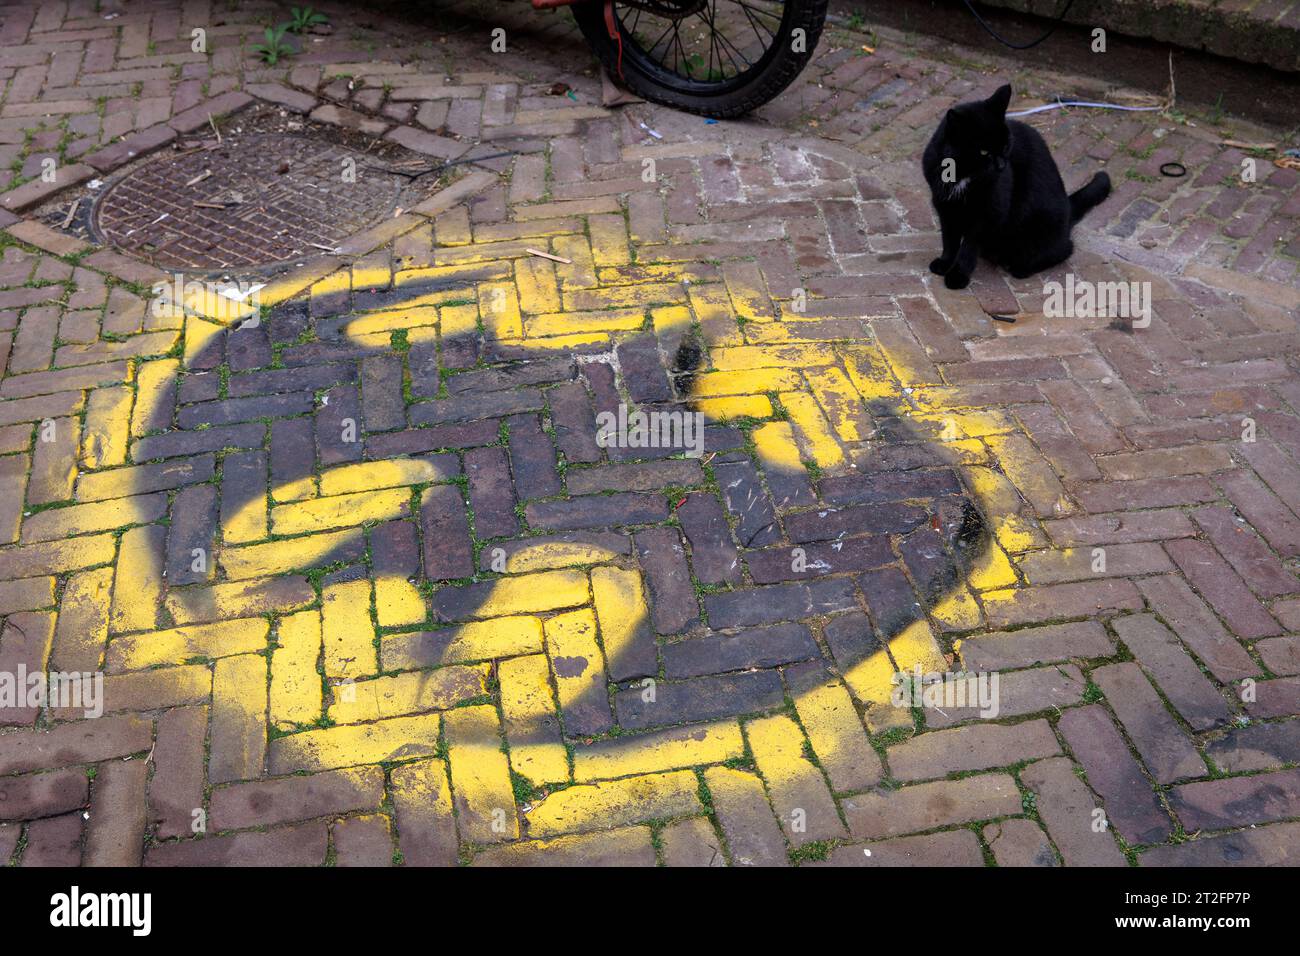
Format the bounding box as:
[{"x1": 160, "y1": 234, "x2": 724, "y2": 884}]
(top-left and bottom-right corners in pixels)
[{"x1": 133, "y1": 239, "x2": 1035, "y2": 840}]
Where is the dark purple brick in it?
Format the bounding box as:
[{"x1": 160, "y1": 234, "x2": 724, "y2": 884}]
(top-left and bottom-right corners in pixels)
[
  {"x1": 1112, "y1": 614, "x2": 1232, "y2": 731},
  {"x1": 823, "y1": 611, "x2": 884, "y2": 675},
  {"x1": 0, "y1": 768, "x2": 88, "y2": 821},
  {"x1": 410, "y1": 388, "x2": 542, "y2": 426},
  {"x1": 135, "y1": 423, "x2": 264, "y2": 461},
  {"x1": 897, "y1": 525, "x2": 960, "y2": 605},
  {"x1": 663, "y1": 622, "x2": 819, "y2": 679},
  {"x1": 447, "y1": 358, "x2": 574, "y2": 394},
  {"x1": 858, "y1": 567, "x2": 923, "y2": 641},
  {"x1": 421, "y1": 484, "x2": 474, "y2": 580},
  {"x1": 227, "y1": 325, "x2": 272, "y2": 372},
  {"x1": 270, "y1": 417, "x2": 315, "y2": 491},
  {"x1": 1191, "y1": 504, "x2": 1299, "y2": 599},
  {"x1": 219, "y1": 450, "x2": 266, "y2": 538},
  {"x1": 713, "y1": 459, "x2": 781, "y2": 549},
  {"x1": 166, "y1": 484, "x2": 217, "y2": 585},
  {"x1": 635, "y1": 527, "x2": 699, "y2": 635},
  {"x1": 372, "y1": 519, "x2": 420, "y2": 581},
  {"x1": 367, "y1": 420, "x2": 501, "y2": 458},
  {"x1": 316, "y1": 384, "x2": 363, "y2": 466},
  {"x1": 821, "y1": 468, "x2": 960, "y2": 506},
  {"x1": 465, "y1": 446, "x2": 518, "y2": 540},
  {"x1": 676, "y1": 492, "x2": 741, "y2": 585},
  {"x1": 617, "y1": 333, "x2": 673, "y2": 403},
  {"x1": 746, "y1": 535, "x2": 893, "y2": 584},
  {"x1": 548, "y1": 382, "x2": 602, "y2": 464},
  {"x1": 785, "y1": 501, "x2": 927, "y2": 543},
  {"x1": 1092, "y1": 662, "x2": 1206, "y2": 784},
  {"x1": 1166, "y1": 538, "x2": 1282, "y2": 640},
  {"x1": 762, "y1": 454, "x2": 816, "y2": 510},
  {"x1": 506, "y1": 413, "x2": 561, "y2": 500},
  {"x1": 566, "y1": 459, "x2": 703, "y2": 495},
  {"x1": 705, "y1": 579, "x2": 857, "y2": 628},
  {"x1": 361, "y1": 354, "x2": 406, "y2": 432},
  {"x1": 1206, "y1": 721, "x2": 1300, "y2": 774},
  {"x1": 179, "y1": 391, "x2": 314, "y2": 429},
  {"x1": 614, "y1": 671, "x2": 785, "y2": 728},
  {"x1": 525, "y1": 493, "x2": 667, "y2": 531}
]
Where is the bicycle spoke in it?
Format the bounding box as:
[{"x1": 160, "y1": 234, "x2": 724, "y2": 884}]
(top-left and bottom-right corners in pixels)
[
  {"x1": 733, "y1": 1, "x2": 777, "y2": 47},
  {"x1": 611, "y1": 0, "x2": 787, "y2": 84}
]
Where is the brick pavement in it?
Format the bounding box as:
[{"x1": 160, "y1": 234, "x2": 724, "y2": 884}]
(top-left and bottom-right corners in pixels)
[{"x1": 0, "y1": 0, "x2": 1298, "y2": 867}]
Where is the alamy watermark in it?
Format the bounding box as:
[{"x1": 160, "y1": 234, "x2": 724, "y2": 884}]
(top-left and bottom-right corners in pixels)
[
  {"x1": 50, "y1": 886, "x2": 151, "y2": 936},
  {"x1": 595, "y1": 404, "x2": 706, "y2": 458},
  {"x1": 0, "y1": 666, "x2": 104, "y2": 718},
  {"x1": 891, "y1": 665, "x2": 1001, "y2": 718},
  {"x1": 1043, "y1": 274, "x2": 1151, "y2": 328}
]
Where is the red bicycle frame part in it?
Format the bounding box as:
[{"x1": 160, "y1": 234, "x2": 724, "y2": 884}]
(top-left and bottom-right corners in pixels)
[{"x1": 529, "y1": 0, "x2": 623, "y2": 77}]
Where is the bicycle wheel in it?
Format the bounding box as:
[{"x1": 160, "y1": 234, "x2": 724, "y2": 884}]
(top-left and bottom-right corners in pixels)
[{"x1": 571, "y1": 0, "x2": 828, "y2": 118}]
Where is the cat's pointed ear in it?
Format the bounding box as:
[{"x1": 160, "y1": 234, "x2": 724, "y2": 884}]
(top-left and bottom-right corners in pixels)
[{"x1": 988, "y1": 84, "x2": 1012, "y2": 115}]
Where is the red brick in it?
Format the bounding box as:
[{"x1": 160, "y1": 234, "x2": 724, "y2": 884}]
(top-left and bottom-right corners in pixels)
[
  {"x1": 1137, "y1": 574, "x2": 1260, "y2": 682},
  {"x1": 83, "y1": 759, "x2": 148, "y2": 866},
  {"x1": 1191, "y1": 504, "x2": 1299, "y2": 598},
  {"x1": 1020, "y1": 757, "x2": 1126, "y2": 866},
  {"x1": 145, "y1": 822, "x2": 328, "y2": 866},
  {"x1": 818, "y1": 830, "x2": 985, "y2": 867},
  {"x1": 1141, "y1": 821, "x2": 1300, "y2": 866},
  {"x1": 982, "y1": 580, "x2": 1143, "y2": 628},
  {"x1": 958, "y1": 621, "x2": 1114, "y2": 669},
  {"x1": 1091, "y1": 662, "x2": 1206, "y2": 784},
  {"x1": 983, "y1": 819, "x2": 1057, "y2": 867},
  {"x1": 0, "y1": 767, "x2": 88, "y2": 821},
  {"x1": 1166, "y1": 538, "x2": 1282, "y2": 640},
  {"x1": 1112, "y1": 613, "x2": 1232, "y2": 730},
  {"x1": 211, "y1": 768, "x2": 385, "y2": 830},
  {"x1": 1169, "y1": 768, "x2": 1300, "y2": 832},
  {"x1": 0, "y1": 715, "x2": 152, "y2": 775},
  {"x1": 842, "y1": 774, "x2": 1021, "y2": 840},
  {"x1": 887, "y1": 720, "x2": 1059, "y2": 781},
  {"x1": 1057, "y1": 705, "x2": 1174, "y2": 844}
]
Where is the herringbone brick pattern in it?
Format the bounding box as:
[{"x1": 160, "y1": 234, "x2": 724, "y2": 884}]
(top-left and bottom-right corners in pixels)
[{"x1": 0, "y1": 0, "x2": 1298, "y2": 867}]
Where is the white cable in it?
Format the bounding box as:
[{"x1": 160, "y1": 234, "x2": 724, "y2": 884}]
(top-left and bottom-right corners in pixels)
[{"x1": 1008, "y1": 99, "x2": 1163, "y2": 116}]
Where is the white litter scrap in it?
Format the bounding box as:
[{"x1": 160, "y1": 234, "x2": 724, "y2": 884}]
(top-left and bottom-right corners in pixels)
[
  {"x1": 638, "y1": 121, "x2": 662, "y2": 139},
  {"x1": 218, "y1": 283, "x2": 266, "y2": 303}
]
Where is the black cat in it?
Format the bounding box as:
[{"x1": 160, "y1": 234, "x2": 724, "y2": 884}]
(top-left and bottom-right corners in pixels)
[{"x1": 922, "y1": 84, "x2": 1110, "y2": 289}]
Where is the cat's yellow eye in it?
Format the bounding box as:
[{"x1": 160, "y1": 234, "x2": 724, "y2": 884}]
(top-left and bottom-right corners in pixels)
[{"x1": 979, "y1": 149, "x2": 989, "y2": 156}]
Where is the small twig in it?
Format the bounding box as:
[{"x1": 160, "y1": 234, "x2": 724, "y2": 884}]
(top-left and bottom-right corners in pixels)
[
  {"x1": 208, "y1": 113, "x2": 221, "y2": 143},
  {"x1": 186, "y1": 169, "x2": 212, "y2": 186},
  {"x1": 526, "y1": 248, "x2": 571, "y2": 264},
  {"x1": 1222, "y1": 139, "x2": 1276, "y2": 151},
  {"x1": 60, "y1": 198, "x2": 80, "y2": 229},
  {"x1": 193, "y1": 200, "x2": 227, "y2": 209}
]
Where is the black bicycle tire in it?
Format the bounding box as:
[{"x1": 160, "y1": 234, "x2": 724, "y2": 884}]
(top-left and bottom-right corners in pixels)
[{"x1": 571, "y1": 0, "x2": 829, "y2": 118}]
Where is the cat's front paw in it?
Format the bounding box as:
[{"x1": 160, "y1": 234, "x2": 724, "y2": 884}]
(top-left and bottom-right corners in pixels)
[
  {"x1": 929, "y1": 256, "x2": 954, "y2": 276},
  {"x1": 944, "y1": 270, "x2": 971, "y2": 290}
]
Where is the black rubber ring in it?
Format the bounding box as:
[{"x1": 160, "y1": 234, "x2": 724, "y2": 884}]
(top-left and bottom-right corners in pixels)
[{"x1": 1159, "y1": 161, "x2": 1187, "y2": 178}]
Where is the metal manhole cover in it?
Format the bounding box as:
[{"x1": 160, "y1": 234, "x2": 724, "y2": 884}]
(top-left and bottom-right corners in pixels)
[{"x1": 92, "y1": 132, "x2": 409, "y2": 271}]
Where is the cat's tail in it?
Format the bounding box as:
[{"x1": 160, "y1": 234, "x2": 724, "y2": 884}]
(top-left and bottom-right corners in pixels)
[{"x1": 1069, "y1": 172, "x2": 1111, "y2": 224}]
